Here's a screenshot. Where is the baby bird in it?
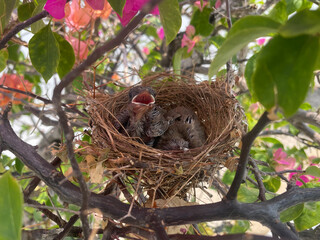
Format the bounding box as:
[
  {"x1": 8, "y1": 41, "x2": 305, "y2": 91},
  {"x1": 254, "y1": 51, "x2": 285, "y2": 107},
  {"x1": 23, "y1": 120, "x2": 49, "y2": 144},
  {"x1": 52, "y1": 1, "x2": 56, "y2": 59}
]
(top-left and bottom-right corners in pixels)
[
  {"x1": 113, "y1": 86, "x2": 169, "y2": 146},
  {"x1": 155, "y1": 106, "x2": 207, "y2": 150}
]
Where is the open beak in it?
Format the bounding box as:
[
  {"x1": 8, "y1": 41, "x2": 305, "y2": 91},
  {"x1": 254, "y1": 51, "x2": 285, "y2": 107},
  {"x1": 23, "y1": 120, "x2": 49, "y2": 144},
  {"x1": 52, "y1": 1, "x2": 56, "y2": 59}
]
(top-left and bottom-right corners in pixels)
[{"x1": 131, "y1": 91, "x2": 155, "y2": 106}]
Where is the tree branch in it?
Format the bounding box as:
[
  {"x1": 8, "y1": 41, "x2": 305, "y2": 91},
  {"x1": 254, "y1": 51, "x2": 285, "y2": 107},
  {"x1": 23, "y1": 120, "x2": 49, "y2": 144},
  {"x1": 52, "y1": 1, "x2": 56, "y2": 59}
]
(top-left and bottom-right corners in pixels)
[
  {"x1": 289, "y1": 121, "x2": 320, "y2": 146},
  {"x1": 0, "y1": 10, "x2": 49, "y2": 50},
  {"x1": 53, "y1": 214, "x2": 80, "y2": 240},
  {"x1": 168, "y1": 233, "x2": 279, "y2": 240},
  {"x1": 226, "y1": 111, "x2": 271, "y2": 200},
  {"x1": 290, "y1": 109, "x2": 320, "y2": 129}
]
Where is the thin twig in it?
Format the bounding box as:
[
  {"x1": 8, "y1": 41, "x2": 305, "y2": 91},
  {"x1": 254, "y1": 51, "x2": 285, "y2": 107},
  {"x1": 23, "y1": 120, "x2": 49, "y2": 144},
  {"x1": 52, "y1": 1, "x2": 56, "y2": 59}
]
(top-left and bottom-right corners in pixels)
[
  {"x1": 249, "y1": 159, "x2": 267, "y2": 201},
  {"x1": 25, "y1": 199, "x2": 67, "y2": 227},
  {"x1": 0, "y1": 85, "x2": 87, "y2": 117},
  {"x1": 53, "y1": 215, "x2": 80, "y2": 240}
]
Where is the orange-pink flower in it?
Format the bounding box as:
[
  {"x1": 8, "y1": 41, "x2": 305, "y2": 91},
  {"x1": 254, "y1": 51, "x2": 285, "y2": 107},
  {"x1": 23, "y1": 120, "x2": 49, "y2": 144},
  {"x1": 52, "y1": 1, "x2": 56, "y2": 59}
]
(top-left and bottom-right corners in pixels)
[
  {"x1": 92, "y1": 0, "x2": 112, "y2": 19},
  {"x1": 66, "y1": 0, "x2": 94, "y2": 31},
  {"x1": 50, "y1": 0, "x2": 112, "y2": 31},
  {"x1": 45, "y1": 0, "x2": 104, "y2": 19},
  {"x1": 0, "y1": 74, "x2": 33, "y2": 106},
  {"x1": 181, "y1": 25, "x2": 199, "y2": 53},
  {"x1": 66, "y1": 36, "x2": 93, "y2": 60}
]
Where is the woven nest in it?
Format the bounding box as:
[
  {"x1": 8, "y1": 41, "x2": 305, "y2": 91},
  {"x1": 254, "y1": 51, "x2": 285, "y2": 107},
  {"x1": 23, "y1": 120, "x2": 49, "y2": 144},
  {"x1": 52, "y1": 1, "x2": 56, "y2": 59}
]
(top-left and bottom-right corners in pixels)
[{"x1": 84, "y1": 73, "x2": 246, "y2": 199}]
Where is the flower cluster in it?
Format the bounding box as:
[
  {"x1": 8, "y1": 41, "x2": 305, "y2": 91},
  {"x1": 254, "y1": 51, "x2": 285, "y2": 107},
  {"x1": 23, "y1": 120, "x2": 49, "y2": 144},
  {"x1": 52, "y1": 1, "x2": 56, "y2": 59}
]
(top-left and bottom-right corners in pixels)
[
  {"x1": 273, "y1": 148, "x2": 320, "y2": 186},
  {"x1": 273, "y1": 148, "x2": 295, "y2": 172},
  {"x1": 181, "y1": 25, "x2": 199, "y2": 53},
  {"x1": 45, "y1": 0, "x2": 159, "y2": 26},
  {"x1": 45, "y1": 0, "x2": 105, "y2": 20},
  {"x1": 0, "y1": 74, "x2": 33, "y2": 107}
]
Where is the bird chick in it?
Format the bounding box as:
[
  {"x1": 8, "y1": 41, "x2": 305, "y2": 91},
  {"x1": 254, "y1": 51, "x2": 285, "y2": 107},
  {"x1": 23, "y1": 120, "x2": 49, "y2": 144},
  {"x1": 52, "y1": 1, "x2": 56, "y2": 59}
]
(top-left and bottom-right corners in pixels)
[
  {"x1": 155, "y1": 106, "x2": 206, "y2": 150},
  {"x1": 113, "y1": 86, "x2": 169, "y2": 146}
]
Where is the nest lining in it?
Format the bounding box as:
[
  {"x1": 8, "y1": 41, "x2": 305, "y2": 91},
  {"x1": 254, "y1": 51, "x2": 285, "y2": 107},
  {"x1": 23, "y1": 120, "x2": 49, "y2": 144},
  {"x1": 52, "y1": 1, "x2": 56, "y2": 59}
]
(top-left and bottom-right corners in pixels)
[{"x1": 84, "y1": 73, "x2": 246, "y2": 198}]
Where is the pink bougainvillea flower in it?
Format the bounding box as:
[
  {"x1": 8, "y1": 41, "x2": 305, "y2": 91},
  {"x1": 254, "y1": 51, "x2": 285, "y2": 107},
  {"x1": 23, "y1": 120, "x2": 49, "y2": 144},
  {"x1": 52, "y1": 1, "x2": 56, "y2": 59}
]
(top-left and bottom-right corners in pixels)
[
  {"x1": 157, "y1": 27, "x2": 164, "y2": 40},
  {"x1": 273, "y1": 148, "x2": 296, "y2": 172},
  {"x1": 181, "y1": 25, "x2": 199, "y2": 53},
  {"x1": 275, "y1": 158, "x2": 296, "y2": 172},
  {"x1": 256, "y1": 37, "x2": 266, "y2": 46},
  {"x1": 289, "y1": 166, "x2": 311, "y2": 186},
  {"x1": 249, "y1": 102, "x2": 259, "y2": 113},
  {"x1": 66, "y1": 36, "x2": 93, "y2": 60},
  {"x1": 86, "y1": 0, "x2": 104, "y2": 10},
  {"x1": 273, "y1": 148, "x2": 287, "y2": 162},
  {"x1": 117, "y1": 0, "x2": 159, "y2": 26},
  {"x1": 181, "y1": 34, "x2": 196, "y2": 53},
  {"x1": 143, "y1": 47, "x2": 150, "y2": 55},
  {"x1": 45, "y1": 0, "x2": 104, "y2": 19},
  {"x1": 288, "y1": 158, "x2": 320, "y2": 186},
  {"x1": 194, "y1": 1, "x2": 209, "y2": 12},
  {"x1": 185, "y1": 25, "x2": 195, "y2": 38},
  {"x1": 215, "y1": 0, "x2": 222, "y2": 9},
  {"x1": 44, "y1": 0, "x2": 67, "y2": 19}
]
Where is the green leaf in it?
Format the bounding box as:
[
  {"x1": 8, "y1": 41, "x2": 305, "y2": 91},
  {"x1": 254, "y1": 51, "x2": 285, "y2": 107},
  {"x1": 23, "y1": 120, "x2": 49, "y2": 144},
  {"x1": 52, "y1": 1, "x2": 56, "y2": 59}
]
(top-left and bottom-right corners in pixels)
[
  {"x1": 29, "y1": 25, "x2": 60, "y2": 81},
  {"x1": 237, "y1": 185, "x2": 259, "y2": 203},
  {"x1": 263, "y1": 176, "x2": 281, "y2": 192},
  {"x1": 280, "y1": 203, "x2": 304, "y2": 222},
  {"x1": 268, "y1": 0, "x2": 288, "y2": 24},
  {"x1": 305, "y1": 166, "x2": 320, "y2": 177},
  {"x1": 31, "y1": 0, "x2": 46, "y2": 33},
  {"x1": 53, "y1": 33, "x2": 75, "y2": 79},
  {"x1": 0, "y1": 49, "x2": 8, "y2": 72},
  {"x1": 0, "y1": 0, "x2": 16, "y2": 35},
  {"x1": 297, "y1": 0, "x2": 313, "y2": 11},
  {"x1": 108, "y1": 0, "x2": 126, "y2": 16},
  {"x1": 230, "y1": 220, "x2": 250, "y2": 234},
  {"x1": 280, "y1": 10, "x2": 320, "y2": 37},
  {"x1": 294, "y1": 202, "x2": 320, "y2": 231},
  {"x1": 14, "y1": 159, "x2": 24, "y2": 175},
  {"x1": 244, "y1": 53, "x2": 258, "y2": 101},
  {"x1": 208, "y1": 16, "x2": 281, "y2": 79},
  {"x1": 190, "y1": 8, "x2": 214, "y2": 37},
  {"x1": 7, "y1": 42, "x2": 20, "y2": 61},
  {"x1": 18, "y1": 2, "x2": 36, "y2": 22},
  {"x1": 173, "y1": 48, "x2": 184, "y2": 75},
  {"x1": 312, "y1": 158, "x2": 320, "y2": 164},
  {"x1": 139, "y1": 25, "x2": 158, "y2": 39},
  {"x1": 300, "y1": 102, "x2": 312, "y2": 111},
  {"x1": 260, "y1": 137, "x2": 283, "y2": 147},
  {"x1": 252, "y1": 35, "x2": 319, "y2": 117},
  {"x1": 286, "y1": 0, "x2": 312, "y2": 14},
  {"x1": 0, "y1": 172, "x2": 23, "y2": 240},
  {"x1": 222, "y1": 170, "x2": 235, "y2": 185},
  {"x1": 159, "y1": 0, "x2": 181, "y2": 45}
]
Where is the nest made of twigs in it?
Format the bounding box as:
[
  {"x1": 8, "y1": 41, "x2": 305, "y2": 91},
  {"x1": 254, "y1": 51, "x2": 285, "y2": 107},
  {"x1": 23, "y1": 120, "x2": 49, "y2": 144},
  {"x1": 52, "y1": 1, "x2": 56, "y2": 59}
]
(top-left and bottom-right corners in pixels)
[{"x1": 84, "y1": 73, "x2": 246, "y2": 198}]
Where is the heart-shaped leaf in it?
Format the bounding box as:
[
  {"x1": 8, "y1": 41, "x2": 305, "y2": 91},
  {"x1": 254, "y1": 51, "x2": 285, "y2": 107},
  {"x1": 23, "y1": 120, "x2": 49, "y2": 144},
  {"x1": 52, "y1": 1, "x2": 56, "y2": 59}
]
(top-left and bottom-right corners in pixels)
[
  {"x1": 252, "y1": 35, "x2": 319, "y2": 117},
  {"x1": 29, "y1": 24, "x2": 60, "y2": 81}
]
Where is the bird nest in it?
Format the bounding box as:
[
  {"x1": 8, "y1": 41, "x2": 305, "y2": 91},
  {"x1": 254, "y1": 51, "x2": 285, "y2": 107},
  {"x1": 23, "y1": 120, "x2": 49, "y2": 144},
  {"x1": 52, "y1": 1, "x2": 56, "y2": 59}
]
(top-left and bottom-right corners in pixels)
[{"x1": 83, "y1": 73, "x2": 246, "y2": 200}]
